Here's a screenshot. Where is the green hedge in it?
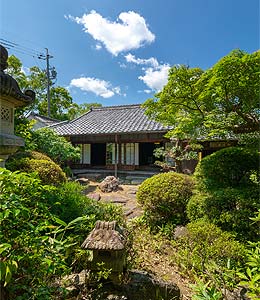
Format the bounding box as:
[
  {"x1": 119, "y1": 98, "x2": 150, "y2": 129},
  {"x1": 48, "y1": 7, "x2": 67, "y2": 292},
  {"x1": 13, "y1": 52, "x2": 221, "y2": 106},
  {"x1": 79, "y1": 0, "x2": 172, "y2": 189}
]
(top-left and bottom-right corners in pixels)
[
  {"x1": 137, "y1": 172, "x2": 194, "y2": 227},
  {"x1": 194, "y1": 147, "x2": 259, "y2": 190}
]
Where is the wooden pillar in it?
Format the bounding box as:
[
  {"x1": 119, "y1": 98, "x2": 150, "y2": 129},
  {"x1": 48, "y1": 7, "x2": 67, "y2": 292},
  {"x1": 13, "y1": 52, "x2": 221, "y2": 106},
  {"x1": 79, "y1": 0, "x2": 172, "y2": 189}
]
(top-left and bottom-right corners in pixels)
[
  {"x1": 118, "y1": 141, "x2": 122, "y2": 166},
  {"x1": 115, "y1": 134, "x2": 118, "y2": 178}
]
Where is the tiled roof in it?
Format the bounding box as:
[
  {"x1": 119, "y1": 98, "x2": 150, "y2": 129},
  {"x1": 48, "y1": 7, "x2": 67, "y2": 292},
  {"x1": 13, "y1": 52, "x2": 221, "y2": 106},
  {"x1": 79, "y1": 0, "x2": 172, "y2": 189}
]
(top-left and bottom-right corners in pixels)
[
  {"x1": 50, "y1": 104, "x2": 171, "y2": 136},
  {"x1": 27, "y1": 112, "x2": 61, "y2": 126}
]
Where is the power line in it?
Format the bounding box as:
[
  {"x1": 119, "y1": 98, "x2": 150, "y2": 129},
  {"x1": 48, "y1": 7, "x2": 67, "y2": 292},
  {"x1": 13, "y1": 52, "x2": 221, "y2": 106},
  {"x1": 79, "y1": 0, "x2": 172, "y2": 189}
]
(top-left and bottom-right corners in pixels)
[
  {"x1": 0, "y1": 38, "x2": 57, "y2": 118},
  {"x1": 0, "y1": 38, "x2": 44, "y2": 58}
]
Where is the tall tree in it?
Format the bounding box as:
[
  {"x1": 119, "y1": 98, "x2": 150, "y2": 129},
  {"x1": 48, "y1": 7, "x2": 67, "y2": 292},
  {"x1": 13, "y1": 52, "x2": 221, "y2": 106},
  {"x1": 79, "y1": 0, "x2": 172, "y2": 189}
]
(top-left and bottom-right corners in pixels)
[{"x1": 144, "y1": 50, "x2": 260, "y2": 140}]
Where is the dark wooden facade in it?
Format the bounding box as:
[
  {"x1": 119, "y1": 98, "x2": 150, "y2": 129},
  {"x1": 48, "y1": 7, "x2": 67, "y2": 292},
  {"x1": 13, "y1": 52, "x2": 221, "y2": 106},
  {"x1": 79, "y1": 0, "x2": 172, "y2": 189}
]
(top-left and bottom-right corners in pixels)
[{"x1": 68, "y1": 131, "x2": 169, "y2": 170}]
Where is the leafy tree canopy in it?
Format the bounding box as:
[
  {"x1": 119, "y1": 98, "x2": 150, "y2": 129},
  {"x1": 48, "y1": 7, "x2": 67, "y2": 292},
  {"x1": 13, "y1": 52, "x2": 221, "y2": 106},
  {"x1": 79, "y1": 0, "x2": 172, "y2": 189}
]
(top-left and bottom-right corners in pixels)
[
  {"x1": 31, "y1": 127, "x2": 81, "y2": 165},
  {"x1": 144, "y1": 50, "x2": 260, "y2": 140}
]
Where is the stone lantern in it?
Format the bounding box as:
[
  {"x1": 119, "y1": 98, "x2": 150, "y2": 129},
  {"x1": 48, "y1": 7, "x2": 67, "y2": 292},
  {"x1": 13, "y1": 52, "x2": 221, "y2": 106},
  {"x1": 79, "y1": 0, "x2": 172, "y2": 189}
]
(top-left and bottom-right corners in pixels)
[
  {"x1": 0, "y1": 45, "x2": 35, "y2": 167},
  {"x1": 81, "y1": 220, "x2": 126, "y2": 280}
]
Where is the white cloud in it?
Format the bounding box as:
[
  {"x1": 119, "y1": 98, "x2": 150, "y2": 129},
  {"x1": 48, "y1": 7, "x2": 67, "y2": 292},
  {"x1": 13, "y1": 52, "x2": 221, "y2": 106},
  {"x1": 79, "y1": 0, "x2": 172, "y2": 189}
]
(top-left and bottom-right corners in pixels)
[
  {"x1": 125, "y1": 53, "x2": 170, "y2": 91},
  {"x1": 119, "y1": 62, "x2": 127, "y2": 68},
  {"x1": 72, "y1": 10, "x2": 155, "y2": 56},
  {"x1": 138, "y1": 89, "x2": 152, "y2": 94},
  {"x1": 95, "y1": 44, "x2": 102, "y2": 50},
  {"x1": 125, "y1": 53, "x2": 159, "y2": 68},
  {"x1": 138, "y1": 64, "x2": 170, "y2": 91},
  {"x1": 144, "y1": 89, "x2": 152, "y2": 94},
  {"x1": 70, "y1": 77, "x2": 121, "y2": 98}
]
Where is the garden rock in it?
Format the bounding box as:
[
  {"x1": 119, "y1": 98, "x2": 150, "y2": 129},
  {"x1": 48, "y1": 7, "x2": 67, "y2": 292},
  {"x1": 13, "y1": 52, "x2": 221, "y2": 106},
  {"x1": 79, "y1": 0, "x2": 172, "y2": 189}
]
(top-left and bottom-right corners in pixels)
[
  {"x1": 225, "y1": 287, "x2": 250, "y2": 300},
  {"x1": 99, "y1": 176, "x2": 120, "y2": 192},
  {"x1": 62, "y1": 269, "x2": 181, "y2": 300},
  {"x1": 124, "y1": 270, "x2": 181, "y2": 300}
]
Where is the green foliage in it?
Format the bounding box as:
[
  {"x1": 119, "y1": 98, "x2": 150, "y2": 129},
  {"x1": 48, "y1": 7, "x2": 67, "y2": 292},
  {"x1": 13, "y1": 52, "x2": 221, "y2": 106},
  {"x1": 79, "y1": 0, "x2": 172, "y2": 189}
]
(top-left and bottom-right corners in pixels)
[
  {"x1": 26, "y1": 159, "x2": 67, "y2": 185},
  {"x1": 154, "y1": 141, "x2": 202, "y2": 172},
  {"x1": 144, "y1": 65, "x2": 204, "y2": 140},
  {"x1": 187, "y1": 188, "x2": 259, "y2": 240},
  {"x1": 37, "y1": 86, "x2": 73, "y2": 120},
  {"x1": 0, "y1": 168, "x2": 71, "y2": 298},
  {"x1": 7, "y1": 55, "x2": 28, "y2": 89},
  {"x1": 6, "y1": 150, "x2": 67, "y2": 185},
  {"x1": 31, "y1": 127, "x2": 80, "y2": 165},
  {"x1": 137, "y1": 172, "x2": 194, "y2": 227},
  {"x1": 188, "y1": 147, "x2": 260, "y2": 241},
  {"x1": 46, "y1": 181, "x2": 124, "y2": 226},
  {"x1": 237, "y1": 131, "x2": 260, "y2": 150},
  {"x1": 7, "y1": 150, "x2": 52, "y2": 162},
  {"x1": 172, "y1": 220, "x2": 245, "y2": 288},
  {"x1": 144, "y1": 49, "x2": 260, "y2": 140},
  {"x1": 0, "y1": 168, "x2": 124, "y2": 298},
  {"x1": 14, "y1": 116, "x2": 36, "y2": 149},
  {"x1": 191, "y1": 281, "x2": 222, "y2": 300},
  {"x1": 194, "y1": 147, "x2": 259, "y2": 189},
  {"x1": 237, "y1": 241, "x2": 260, "y2": 299}
]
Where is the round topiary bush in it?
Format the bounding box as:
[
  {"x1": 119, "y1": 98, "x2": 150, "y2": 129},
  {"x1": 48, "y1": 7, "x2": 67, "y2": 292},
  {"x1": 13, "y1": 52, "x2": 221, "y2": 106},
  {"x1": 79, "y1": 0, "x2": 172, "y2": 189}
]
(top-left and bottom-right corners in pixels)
[
  {"x1": 6, "y1": 151, "x2": 67, "y2": 185},
  {"x1": 194, "y1": 147, "x2": 259, "y2": 190},
  {"x1": 137, "y1": 172, "x2": 194, "y2": 226}
]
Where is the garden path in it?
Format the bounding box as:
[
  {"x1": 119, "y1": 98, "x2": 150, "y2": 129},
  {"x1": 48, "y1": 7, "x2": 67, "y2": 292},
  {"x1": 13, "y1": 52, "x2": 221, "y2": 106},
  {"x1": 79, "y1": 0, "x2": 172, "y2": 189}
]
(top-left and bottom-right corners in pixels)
[{"x1": 84, "y1": 181, "x2": 143, "y2": 220}]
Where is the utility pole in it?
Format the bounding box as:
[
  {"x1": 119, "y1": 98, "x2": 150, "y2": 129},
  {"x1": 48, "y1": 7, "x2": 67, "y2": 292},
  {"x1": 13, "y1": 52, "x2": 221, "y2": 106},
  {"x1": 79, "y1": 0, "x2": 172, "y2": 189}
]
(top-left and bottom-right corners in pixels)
[
  {"x1": 46, "y1": 48, "x2": 51, "y2": 117},
  {"x1": 39, "y1": 48, "x2": 56, "y2": 118}
]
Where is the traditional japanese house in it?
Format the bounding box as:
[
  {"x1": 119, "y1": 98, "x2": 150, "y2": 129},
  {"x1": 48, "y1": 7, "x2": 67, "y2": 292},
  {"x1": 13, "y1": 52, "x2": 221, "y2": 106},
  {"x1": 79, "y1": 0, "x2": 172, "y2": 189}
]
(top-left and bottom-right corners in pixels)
[{"x1": 51, "y1": 104, "x2": 171, "y2": 170}]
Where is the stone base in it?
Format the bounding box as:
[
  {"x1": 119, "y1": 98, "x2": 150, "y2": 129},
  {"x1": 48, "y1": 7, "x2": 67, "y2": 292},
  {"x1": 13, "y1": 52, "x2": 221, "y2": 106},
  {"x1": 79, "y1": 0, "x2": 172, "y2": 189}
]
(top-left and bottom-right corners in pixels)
[
  {"x1": 0, "y1": 133, "x2": 25, "y2": 167},
  {"x1": 61, "y1": 269, "x2": 181, "y2": 300}
]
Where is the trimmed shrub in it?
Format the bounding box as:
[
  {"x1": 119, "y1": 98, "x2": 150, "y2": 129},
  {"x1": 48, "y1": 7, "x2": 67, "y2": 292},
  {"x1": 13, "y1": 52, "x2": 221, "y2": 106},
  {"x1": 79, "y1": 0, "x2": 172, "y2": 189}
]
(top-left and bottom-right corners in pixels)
[
  {"x1": 137, "y1": 172, "x2": 194, "y2": 226},
  {"x1": 6, "y1": 150, "x2": 67, "y2": 185},
  {"x1": 194, "y1": 147, "x2": 259, "y2": 190}
]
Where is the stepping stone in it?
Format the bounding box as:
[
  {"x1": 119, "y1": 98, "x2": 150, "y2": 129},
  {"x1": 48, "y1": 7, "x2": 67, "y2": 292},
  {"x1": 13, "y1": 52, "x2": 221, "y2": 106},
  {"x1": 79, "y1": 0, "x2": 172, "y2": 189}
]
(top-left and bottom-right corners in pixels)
[
  {"x1": 75, "y1": 177, "x2": 89, "y2": 185},
  {"x1": 105, "y1": 197, "x2": 127, "y2": 204},
  {"x1": 131, "y1": 179, "x2": 144, "y2": 185},
  {"x1": 128, "y1": 187, "x2": 138, "y2": 194},
  {"x1": 88, "y1": 193, "x2": 101, "y2": 201}
]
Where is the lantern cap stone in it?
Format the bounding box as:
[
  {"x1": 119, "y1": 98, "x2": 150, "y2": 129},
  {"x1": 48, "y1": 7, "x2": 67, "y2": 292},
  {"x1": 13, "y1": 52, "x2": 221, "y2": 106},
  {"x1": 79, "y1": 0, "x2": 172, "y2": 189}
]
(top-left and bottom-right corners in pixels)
[
  {"x1": 81, "y1": 220, "x2": 126, "y2": 251},
  {"x1": 0, "y1": 44, "x2": 35, "y2": 106}
]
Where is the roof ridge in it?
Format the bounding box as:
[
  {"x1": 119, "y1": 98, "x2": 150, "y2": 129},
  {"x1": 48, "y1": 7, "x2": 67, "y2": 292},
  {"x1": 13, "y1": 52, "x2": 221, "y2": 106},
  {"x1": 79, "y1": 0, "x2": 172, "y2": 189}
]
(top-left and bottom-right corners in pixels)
[
  {"x1": 92, "y1": 104, "x2": 141, "y2": 110},
  {"x1": 26, "y1": 111, "x2": 61, "y2": 122},
  {"x1": 64, "y1": 104, "x2": 143, "y2": 125}
]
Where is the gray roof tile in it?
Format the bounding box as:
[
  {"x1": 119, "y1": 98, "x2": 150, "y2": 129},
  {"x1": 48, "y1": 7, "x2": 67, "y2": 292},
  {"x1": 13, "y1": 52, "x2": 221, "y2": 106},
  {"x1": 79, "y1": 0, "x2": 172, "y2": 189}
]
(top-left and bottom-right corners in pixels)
[{"x1": 51, "y1": 104, "x2": 170, "y2": 136}]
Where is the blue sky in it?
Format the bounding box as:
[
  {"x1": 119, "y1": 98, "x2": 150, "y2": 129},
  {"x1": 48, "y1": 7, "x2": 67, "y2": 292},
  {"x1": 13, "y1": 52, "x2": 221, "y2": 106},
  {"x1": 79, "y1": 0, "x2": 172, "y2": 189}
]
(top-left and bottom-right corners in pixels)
[{"x1": 1, "y1": 0, "x2": 259, "y2": 106}]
